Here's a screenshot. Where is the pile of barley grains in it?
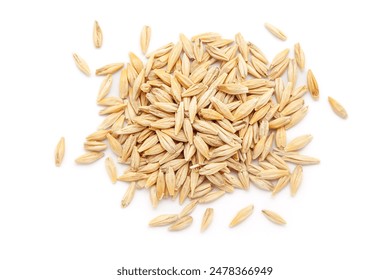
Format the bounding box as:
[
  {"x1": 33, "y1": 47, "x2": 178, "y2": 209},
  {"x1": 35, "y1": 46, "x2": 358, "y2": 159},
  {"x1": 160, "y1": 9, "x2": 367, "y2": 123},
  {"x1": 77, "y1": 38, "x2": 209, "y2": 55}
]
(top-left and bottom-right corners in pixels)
[{"x1": 56, "y1": 22, "x2": 348, "y2": 231}]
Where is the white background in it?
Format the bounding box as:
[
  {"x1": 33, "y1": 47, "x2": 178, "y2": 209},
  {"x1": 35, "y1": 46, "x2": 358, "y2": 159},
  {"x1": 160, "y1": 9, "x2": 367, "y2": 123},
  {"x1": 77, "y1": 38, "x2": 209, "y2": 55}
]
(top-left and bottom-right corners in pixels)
[{"x1": 1, "y1": 0, "x2": 389, "y2": 279}]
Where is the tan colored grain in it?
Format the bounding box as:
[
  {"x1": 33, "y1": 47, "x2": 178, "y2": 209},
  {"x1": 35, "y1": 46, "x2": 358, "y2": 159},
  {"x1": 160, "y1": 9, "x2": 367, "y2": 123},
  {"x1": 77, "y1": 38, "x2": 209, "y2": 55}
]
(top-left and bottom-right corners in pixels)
[
  {"x1": 294, "y1": 43, "x2": 305, "y2": 70},
  {"x1": 193, "y1": 135, "x2": 210, "y2": 159},
  {"x1": 156, "y1": 130, "x2": 176, "y2": 154},
  {"x1": 229, "y1": 204, "x2": 254, "y2": 227},
  {"x1": 84, "y1": 141, "x2": 107, "y2": 152},
  {"x1": 55, "y1": 137, "x2": 65, "y2": 167},
  {"x1": 198, "y1": 190, "x2": 225, "y2": 203},
  {"x1": 96, "y1": 74, "x2": 113, "y2": 101},
  {"x1": 201, "y1": 208, "x2": 214, "y2": 232},
  {"x1": 260, "y1": 169, "x2": 289, "y2": 180},
  {"x1": 264, "y1": 22, "x2": 287, "y2": 41},
  {"x1": 235, "y1": 32, "x2": 249, "y2": 61},
  {"x1": 93, "y1": 21, "x2": 103, "y2": 48},
  {"x1": 117, "y1": 172, "x2": 148, "y2": 182},
  {"x1": 328, "y1": 97, "x2": 348, "y2": 119},
  {"x1": 106, "y1": 133, "x2": 122, "y2": 157},
  {"x1": 262, "y1": 209, "x2": 286, "y2": 225},
  {"x1": 121, "y1": 182, "x2": 136, "y2": 208},
  {"x1": 105, "y1": 157, "x2": 117, "y2": 183},
  {"x1": 149, "y1": 186, "x2": 158, "y2": 208},
  {"x1": 167, "y1": 41, "x2": 183, "y2": 73},
  {"x1": 307, "y1": 69, "x2": 319, "y2": 99},
  {"x1": 218, "y1": 84, "x2": 249, "y2": 95},
  {"x1": 272, "y1": 175, "x2": 290, "y2": 195},
  {"x1": 149, "y1": 214, "x2": 178, "y2": 227},
  {"x1": 140, "y1": 25, "x2": 151, "y2": 54},
  {"x1": 270, "y1": 48, "x2": 289, "y2": 69},
  {"x1": 179, "y1": 200, "x2": 198, "y2": 218},
  {"x1": 156, "y1": 169, "x2": 166, "y2": 200},
  {"x1": 95, "y1": 63, "x2": 124, "y2": 75},
  {"x1": 71, "y1": 30, "x2": 324, "y2": 229},
  {"x1": 75, "y1": 152, "x2": 104, "y2": 164},
  {"x1": 199, "y1": 162, "x2": 227, "y2": 176},
  {"x1": 165, "y1": 166, "x2": 176, "y2": 196},
  {"x1": 282, "y1": 153, "x2": 320, "y2": 165},
  {"x1": 285, "y1": 134, "x2": 313, "y2": 152},
  {"x1": 169, "y1": 216, "x2": 193, "y2": 231},
  {"x1": 73, "y1": 53, "x2": 91, "y2": 76},
  {"x1": 290, "y1": 165, "x2": 303, "y2": 196},
  {"x1": 119, "y1": 68, "x2": 129, "y2": 98}
]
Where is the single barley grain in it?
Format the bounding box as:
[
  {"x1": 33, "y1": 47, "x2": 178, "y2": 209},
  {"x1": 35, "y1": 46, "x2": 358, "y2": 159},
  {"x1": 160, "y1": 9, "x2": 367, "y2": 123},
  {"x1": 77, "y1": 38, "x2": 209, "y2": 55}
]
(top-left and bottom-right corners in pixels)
[
  {"x1": 121, "y1": 182, "x2": 136, "y2": 208},
  {"x1": 93, "y1": 21, "x2": 103, "y2": 48},
  {"x1": 229, "y1": 204, "x2": 254, "y2": 227},
  {"x1": 307, "y1": 70, "x2": 319, "y2": 99},
  {"x1": 262, "y1": 209, "x2": 286, "y2": 225},
  {"x1": 168, "y1": 216, "x2": 193, "y2": 231},
  {"x1": 55, "y1": 137, "x2": 65, "y2": 167},
  {"x1": 105, "y1": 157, "x2": 117, "y2": 183},
  {"x1": 294, "y1": 43, "x2": 305, "y2": 70},
  {"x1": 264, "y1": 23, "x2": 287, "y2": 41},
  {"x1": 328, "y1": 96, "x2": 348, "y2": 119},
  {"x1": 149, "y1": 214, "x2": 178, "y2": 227},
  {"x1": 140, "y1": 25, "x2": 151, "y2": 54},
  {"x1": 75, "y1": 152, "x2": 104, "y2": 164},
  {"x1": 201, "y1": 208, "x2": 214, "y2": 232},
  {"x1": 290, "y1": 165, "x2": 303, "y2": 196},
  {"x1": 73, "y1": 53, "x2": 91, "y2": 76}
]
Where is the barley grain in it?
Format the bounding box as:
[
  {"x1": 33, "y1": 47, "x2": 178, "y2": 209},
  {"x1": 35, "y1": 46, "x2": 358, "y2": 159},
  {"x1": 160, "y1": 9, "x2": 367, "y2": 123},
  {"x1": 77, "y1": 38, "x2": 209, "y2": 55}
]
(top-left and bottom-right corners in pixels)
[
  {"x1": 328, "y1": 97, "x2": 348, "y2": 119},
  {"x1": 169, "y1": 216, "x2": 193, "y2": 231},
  {"x1": 262, "y1": 209, "x2": 286, "y2": 225},
  {"x1": 140, "y1": 25, "x2": 151, "y2": 54},
  {"x1": 93, "y1": 21, "x2": 103, "y2": 48},
  {"x1": 105, "y1": 157, "x2": 117, "y2": 183},
  {"x1": 149, "y1": 214, "x2": 178, "y2": 227},
  {"x1": 229, "y1": 204, "x2": 254, "y2": 227},
  {"x1": 73, "y1": 53, "x2": 91, "y2": 76},
  {"x1": 55, "y1": 137, "x2": 65, "y2": 166},
  {"x1": 264, "y1": 23, "x2": 287, "y2": 41},
  {"x1": 201, "y1": 208, "x2": 214, "y2": 232}
]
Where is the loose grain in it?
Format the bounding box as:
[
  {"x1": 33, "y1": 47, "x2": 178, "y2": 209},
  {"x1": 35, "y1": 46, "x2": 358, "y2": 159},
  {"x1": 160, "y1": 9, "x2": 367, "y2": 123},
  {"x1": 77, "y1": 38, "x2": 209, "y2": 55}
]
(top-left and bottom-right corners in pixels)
[{"x1": 62, "y1": 23, "x2": 345, "y2": 231}]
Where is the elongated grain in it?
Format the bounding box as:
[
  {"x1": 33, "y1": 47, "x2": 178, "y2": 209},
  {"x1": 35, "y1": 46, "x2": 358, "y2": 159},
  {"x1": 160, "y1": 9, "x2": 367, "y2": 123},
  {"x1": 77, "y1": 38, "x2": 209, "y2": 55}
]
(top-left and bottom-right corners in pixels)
[
  {"x1": 262, "y1": 209, "x2": 286, "y2": 225},
  {"x1": 93, "y1": 21, "x2": 103, "y2": 48},
  {"x1": 328, "y1": 96, "x2": 348, "y2": 119},
  {"x1": 140, "y1": 25, "x2": 151, "y2": 54},
  {"x1": 73, "y1": 53, "x2": 91, "y2": 76},
  {"x1": 55, "y1": 137, "x2": 65, "y2": 166},
  {"x1": 229, "y1": 204, "x2": 254, "y2": 227},
  {"x1": 105, "y1": 157, "x2": 117, "y2": 183},
  {"x1": 264, "y1": 22, "x2": 287, "y2": 41},
  {"x1": 201, "y1": 208, "x2": 214, "y2": 232}
]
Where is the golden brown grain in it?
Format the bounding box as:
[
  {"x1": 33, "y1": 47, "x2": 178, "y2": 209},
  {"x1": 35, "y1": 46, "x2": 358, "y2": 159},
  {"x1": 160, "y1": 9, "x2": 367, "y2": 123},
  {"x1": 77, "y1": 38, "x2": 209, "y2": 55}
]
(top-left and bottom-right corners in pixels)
[
  {"x1": 73, "y1": 53, "x2": 91, "y2": 76},
  {"x1": 307, "y1": 70, "x2": 319, "y2": 99},
  {"x1": 149, "y1": 214, "x2": 178, "y2": 227},
  {"x1": 93, "y1": 21, "x2": 103, "y2": 48},
  {"x1": 140, "y1": 25, "x2": 151, "y2": 54},
  {"x1": 121, "y1": 182, "x2": 136, "y2": 208},
  {"x1": 70, "y1": 28, "x2": 326, "y2": 230},
  {"x1": 105, "y1": 157, "x2": 117, "y2": 183},
  {"x1": 75, "y1": 152, "x2": 104, "y2": 164},
  {"x1": 262, "y1": 209, "x2": 286, "y2": 225},
  {"x1": 229, "y1": 204, "x2": 254, "y2": 227},
  {"x1": 328, "y1": 96, "x2": 348, "y2": 119},
  {"x1": 264, "y1": 23, "x2": 287, "y2": 41},
  {"x1": 294, "y1": 43, "x2": 305, "y2": 70},
  {"x1": 201, "y1": 208, "x2": 214, "y2": 232},
  {"x1": 95, "y1": 63, "x2": 124, "y2": 76},
  {"x1": 168, "y1": 216, "x2": 193, "y2": 231},
  {"x1": 55, "y1": 137, "x2": 65, "y2": 167}
]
